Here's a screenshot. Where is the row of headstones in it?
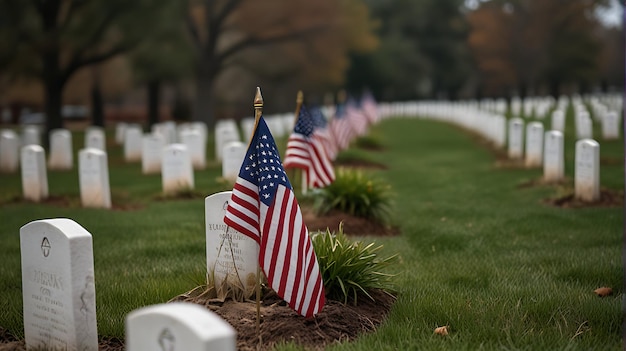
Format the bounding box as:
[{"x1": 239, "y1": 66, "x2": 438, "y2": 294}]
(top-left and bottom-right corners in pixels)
[
  {"x1": 507, "y1": 120, "x2": 600, "y2": 201},
  {"x1": 20, "y1": 192, "x2": 257, "y2": 350},
  {"x1": 20, "y1": 216, "x2": 240, "y2": 350},
  {"x1": 13, "y1": 141, "x2": 211, "y2": 206},
  {"x1": 376, "y1": 100, "x2": 611, "y2": 202}
]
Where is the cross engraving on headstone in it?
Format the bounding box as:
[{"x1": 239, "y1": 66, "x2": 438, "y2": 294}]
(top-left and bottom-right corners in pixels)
[
  {"x1": 40, "y1": 237, "x2": 50, "y2": 257},
  {"x1": 158, "y1": 328, "x2": 175, "y2": 351}
]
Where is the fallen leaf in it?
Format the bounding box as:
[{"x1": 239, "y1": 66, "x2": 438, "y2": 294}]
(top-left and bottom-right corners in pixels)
[
  {"x1": 434, "y1": 326, "x2": 449, "y2": 336},
  {"x1": 594, "y1": 287, "x2": 612, "y2": 297}
]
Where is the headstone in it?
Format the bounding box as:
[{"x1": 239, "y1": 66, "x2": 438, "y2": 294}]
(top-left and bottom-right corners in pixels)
[
  {"x1": 0, "y1": 129, "x2": 20, "y2": 173},
  {"x1": 240, "y1": 118, "x2": 255, "y2": 143},
  {"x1": 575, "y1": 112, "x2": 593, "y2": 139},
  {"x1": 126, "y1": 302, "x2": 236, "y2": 351},
  {"x1": 601, "y1": 111, "x2": 620, "y2": 140},
  {"x1": 205, "y1": 191, "x2": 259, "y2": 299},
  {"x1": 142, "y1": 133, "x2": 165, "y2": 174},
  {"x1": 551, "y1": 109, "x2": 565, "y2": 132},
  {"x1": 85, "y1": 127, "x2": 106, "y2": 151},
  {"x1": 79, "y1": 148, "x2": 112, "y2": 209},
  {"x1": 221, "y1": 141, "x2": 246, "y2": 181},
  {"x1": 48, "y1": 129, "x2": 73, "y2": 170},
  {"x1": 20, "y1": 218, "x2": 98, "y2": 351},
  {"x1": 124, "y1": 125, "x2": 143, "y2": 162},
  {"x1": 162, "y1": 144, "x2": 194, "y2": 195},
  {"x1": 115, "y1": 122, "x2": 127, "y2": 145},
  {"x1": 214, "y1": 121, "x2": 240, "y2": 161},
  {"x1": 507, "y1": 118, "x2": 524, "y2": 159},
  {"x1": 21, "y1": 145, "x2": 48, "y2": 202},
  {"x1": 543, "y1": 131, "x2": 564, "y2": 183},
  {"x1": 152, "y1": 122, "x2": 174, "y2": 145},
  {"x1": 22, "y1": 125, "x2": 41, "y2": 146},
  {"x1": 524, "y1": 122, "x2": 544, "y2": 168},
  {"x1": 575, "y1": 139, "x2": 600, "y2": 202},
  {"x1": 180, "y1": 129, "x2": 206, "y2": 170}
]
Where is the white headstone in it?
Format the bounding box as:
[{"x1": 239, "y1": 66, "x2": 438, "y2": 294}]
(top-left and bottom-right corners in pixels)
[
  {"x1": 543, "y1": 131, "x2": 564, "y2": 183},
  {"x1": 508, "y1": 118, "x2": 524, "y2": 159},
  {"x1": 162, "y1": 144, "x2": 194, "y2": 195},
  {"x1": 21, "y1": 145, "x2": 48, "y2": 202},
  {"x1": 124, "y1": 125, "x2": 143, "y2": 162},
  {"x1": 48, "y1": 129, "x2": 73, "y2": 170},
  {"x1": 22, "y1": 125, "x2": 41, "y2": 146},
  {"x1": 142, "y1": 133, "x2": 165, "y2": 174},
  {"x1": 551, "y1": 109, "x2": 565, "y2": 132},
  {"x1": 205, "y1": 191, "x2": 259, "y2": 299},
  {"x1": 601, "y1": 111, "x2": 620, "y2": 140},
  {"x1": 20, "y1": 218, "x2": 98, "y2": 351},
  {"x1": 126, "y1": 302, "x2": 236, "y2": 351},
  {"x1": 221, "y1": 141, "x2": 246, "y2": 181},
  {"x1": 215, "y1": 121, "x2": 240, "y2": 161},
  {"x1": 575, "y1": 139, "x2": 600, "y2": 202},
  {"x1": 240, "y1": 118, "x2": 255, "y2": 143},
  {"x1": 115, "y1": 122, "x2": 127, "y2": 145},
  {"x1": 0, "y1": 129, "x2": 20, "y2": 173},
  {"x1": 575, "y1": 112, "x2": 593, "y2": 139},
  {"x1": 79, "y1": 148, "x2": 112, "y2": 209},
  {"x1": 85, "y1": 127, "x2": 106, "y2": 151},
  {"x1": 181, "y1": 129, "x2": 206, "y2": 170},
  {"x1": 524, "y1": 122, "x2": 544, "y2": 167}
]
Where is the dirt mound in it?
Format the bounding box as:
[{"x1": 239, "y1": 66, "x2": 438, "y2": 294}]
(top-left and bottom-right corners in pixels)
[
  {"x1": 303, "y1": 208, "x2": 399, "y2": 237},
  {"x1": 545, "y1": 189, "x2": 623, "y2": 208},
  {"x1": 176, "y1": 289, "x2": 396, "y2": 351}
]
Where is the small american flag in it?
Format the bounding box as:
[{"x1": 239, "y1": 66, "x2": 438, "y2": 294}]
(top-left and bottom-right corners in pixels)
[
  {"x1": 284, "y1": 104, "x2": 335, "y2": 188},
  {"x1": 224, "y1": 117, "x2": 325, "y2": 317},
  {"x1": 329, "y1": 103, "x2": 354, "y2": 151}
]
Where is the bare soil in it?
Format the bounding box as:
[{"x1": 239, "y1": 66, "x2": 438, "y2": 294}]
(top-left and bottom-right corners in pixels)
[{"x1": 544, "y1": 188, "x2": 623, "y2": 208}]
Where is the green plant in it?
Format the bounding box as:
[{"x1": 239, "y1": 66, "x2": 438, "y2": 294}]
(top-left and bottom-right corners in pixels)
[
  {"x1": 313, "y1": 168, "x2": 393, "y2": 225},
  {"x1": 355, "y1": 134, "x2": 384, "y2": 150},
  {"x1": 312, "y1": 224, "x2": 398, "y2": 305}
]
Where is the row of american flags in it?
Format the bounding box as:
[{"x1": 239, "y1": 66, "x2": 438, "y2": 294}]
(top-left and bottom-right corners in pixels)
[{"x1": 224, "y1": 91, "x2": 380, "y2": 318}]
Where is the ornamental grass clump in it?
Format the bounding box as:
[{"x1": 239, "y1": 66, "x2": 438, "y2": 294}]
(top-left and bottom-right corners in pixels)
[
  {"x1": 312, "y1": 224, "x2": 398, "y2": 305},
  {"x1": 313, "y1": 168, "x2": 393, "y2": 225}
]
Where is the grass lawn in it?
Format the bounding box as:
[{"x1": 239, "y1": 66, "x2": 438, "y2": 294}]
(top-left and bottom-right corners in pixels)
[{"x1": 0, "y1": 110, "x2": 623, "y2": 350}]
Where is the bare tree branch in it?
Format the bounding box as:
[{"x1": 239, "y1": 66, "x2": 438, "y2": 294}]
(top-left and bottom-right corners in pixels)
[{"x1": 217, "y1": 24, "x2": 328, "y2": 64}]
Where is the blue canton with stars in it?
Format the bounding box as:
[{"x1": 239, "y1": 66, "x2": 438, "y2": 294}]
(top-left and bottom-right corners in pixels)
[
  {"x1": 309, "y1": 105, "x2": 327, "y2": 129},
  {"x1": 240, "y1": 117, "x2": 292, "y2": 206},
  {"x1": 294, "y1": 104, "x2": 314, "y2": 138}
]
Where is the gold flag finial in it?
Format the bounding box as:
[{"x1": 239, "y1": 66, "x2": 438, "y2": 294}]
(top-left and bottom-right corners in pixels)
[{"x1": 249, "y1": 87, "x2": 264, "y2": 146}]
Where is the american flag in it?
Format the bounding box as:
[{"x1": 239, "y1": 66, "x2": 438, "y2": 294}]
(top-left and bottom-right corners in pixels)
[
  {"x1": 284, "y1": 104, "x2": 335, "y2": 188},
  {"x1": 310, "y1": 105, "x2": 337, "y2": 161},
  {"x1": 361, "y1": 91, "x2": 380, "y2": 124},
  {"x1": 346, "y1": 98, "x2": 369, "y2": 136},
  {"x1": 223, "y1": 117, "x2": 325, "y2": 318},
  {"x1": 329, "y1": 103, "x2": 354, "y2": 151}
]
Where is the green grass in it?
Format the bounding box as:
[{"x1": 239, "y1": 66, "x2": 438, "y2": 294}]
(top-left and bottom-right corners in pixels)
[{"x1": 0, "y1": 110, "x2": 622, "y2": 350}]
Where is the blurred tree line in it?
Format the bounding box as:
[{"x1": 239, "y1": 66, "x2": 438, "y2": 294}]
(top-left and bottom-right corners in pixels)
[{"x1": 0, "y1": 0, "x2": 622, "y2": 133}]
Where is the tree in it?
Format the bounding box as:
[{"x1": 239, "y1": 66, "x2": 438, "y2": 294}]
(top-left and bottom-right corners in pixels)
[
  {"x1": 185, "y1": 0, "x2": 378, "y2": 126},
  {"x1": 0, "y1": 0, "x2": 167, "y2": 135},
  {"x1": 467, "y1": 0, "x2": 613, "y2": 97}
]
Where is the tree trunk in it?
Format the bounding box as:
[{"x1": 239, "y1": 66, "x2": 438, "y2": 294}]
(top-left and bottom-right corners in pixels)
[
  {"x1": 192, "y1": 68, "x2": 216, "y2": 127},
  {"x1": 147, "y1": 79, "x2": 160, "y2": 128},
  {"x1": 91, "y1": 80, "x2": 104, "y2": 127},
  {"x1": 42, "y1": 54, "x2": 64, "y2": 142}
]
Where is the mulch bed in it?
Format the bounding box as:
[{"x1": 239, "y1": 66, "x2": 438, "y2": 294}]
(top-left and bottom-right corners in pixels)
[{"x1": 544, "y1": 188, "x2": 623, "y2": 208}]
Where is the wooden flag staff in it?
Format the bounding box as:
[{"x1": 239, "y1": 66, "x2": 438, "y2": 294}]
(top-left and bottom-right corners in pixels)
[
  {"x1": 251, "y1": 87, "x2": 263, "y2": 346},
  {"x1": 290, "y1": 91, "x2": 306, "y2": 195}
]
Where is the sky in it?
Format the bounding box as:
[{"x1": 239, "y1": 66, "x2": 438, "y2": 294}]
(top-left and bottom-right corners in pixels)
[{"x1": 464, "y1": 0, "x2": 623, "y2": 27}]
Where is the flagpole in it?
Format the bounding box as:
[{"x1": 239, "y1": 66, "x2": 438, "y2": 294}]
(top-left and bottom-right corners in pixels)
[
  {"x1": 291, "y1": 91, "x2": 305, "y2": 195},
  {"x1": 252, "y1": 87, "x2": 263, "y2": 346}
]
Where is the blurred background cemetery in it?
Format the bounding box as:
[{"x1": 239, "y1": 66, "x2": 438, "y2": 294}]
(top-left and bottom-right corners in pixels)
[{"x1": 0, "y1": 0, "x2": 623, "y2": 131}]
